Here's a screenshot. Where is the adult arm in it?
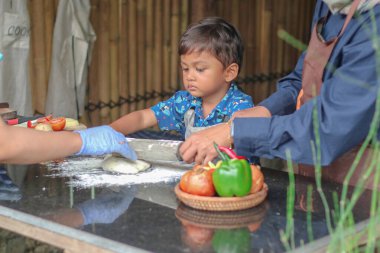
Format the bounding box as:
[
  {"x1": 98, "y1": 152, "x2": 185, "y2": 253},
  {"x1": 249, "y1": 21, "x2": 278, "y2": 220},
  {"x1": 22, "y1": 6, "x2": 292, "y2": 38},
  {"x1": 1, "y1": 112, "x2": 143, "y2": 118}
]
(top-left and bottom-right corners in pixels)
[
  {"x1": 0, "y1": 120, "x2": 137, "y2": 164},
  {"x1": 0, "y1": 119, "x2": 82, "y2": 164},
  {"x1": 235, "y1": 31, "x2": 378, "y2": 165}
]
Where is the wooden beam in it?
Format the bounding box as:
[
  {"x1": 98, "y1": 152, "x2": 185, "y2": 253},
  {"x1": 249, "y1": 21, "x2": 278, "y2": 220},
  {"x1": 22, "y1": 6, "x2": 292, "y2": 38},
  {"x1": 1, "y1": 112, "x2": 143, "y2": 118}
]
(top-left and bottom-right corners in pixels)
[{"x1": 0, "y1": 207, "x2": 145, "y2": 253}]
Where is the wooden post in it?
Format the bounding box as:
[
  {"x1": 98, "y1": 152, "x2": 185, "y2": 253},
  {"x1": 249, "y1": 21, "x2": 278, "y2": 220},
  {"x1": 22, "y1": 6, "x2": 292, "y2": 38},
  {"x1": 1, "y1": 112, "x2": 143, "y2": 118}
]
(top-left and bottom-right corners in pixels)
[
  {"x1": 119, "y1": 0, "x2": 129, "y2": 116},
  {"x1": 53, "y1": 0, "x2": 59, "y2": 9},
  {"x1": 98, "y1": 0, "x2": 111, "y2": 124},
  {"x1": 231, "y1": 0, "x2": 239, "y2": 29},
  {"x1": 28, "y1": 2, "x2": 36, "y2": 115},
  {"x1": 145, "y1": 0, "x2": 154, "y2": 107},
  {"x1": 162, "y1": 0, "x2": 171, "y2": 99},
  {"x1": 109, "y1": 0, "x2": 120, "y2": 121},
  {"x1": 178, "y1": 0, "x2": 190, "y2": 94},
  {"x1": 170, "y1": 0, "x2": 180, "y2": 91},
  {"x1": 153, "y1": 0, "x2": 163, "y2": 105},
  {"x1": 88, "y1": 0, "x2": 100, "y2": 126},
  {"x1": 190, "y1": 0, "x2": 205, "y2": 23},
  {"x1": 128, "y1": 0, "x2": 137, "y2": 113},
  {"x1": 298, "y1": 0, "x2": 306, "y2": 46},
  {"x1": 257, "y1": 0, "x2": 272, "y2": 102},
  {"x1": 43, "y1": 0, "x2": 55, "y2": 83},
  {"x1": 272, "y1": 0, "x2": 285, "y2": 95},
  {"x1": 30, "y1": 0, "x2": 48, "y2": 114},
  {"x1": 245, "y1": 0, "x2": 255, "y2": 97},
  {"x1": 180, "y1": 0, "x2": 189, "y2": 34},
  {"x1": 238, "y1": 0, "x2": 247, "y2": 79},
  {"x1": 223, "y1": 0, "x2": 231, "y2": 21},
  {"x1": 253, "y1": 0, "x2": 262, "y2": 102},
  {"x1": 136, "y1": 0, "x2": 146, "y2": 110}
]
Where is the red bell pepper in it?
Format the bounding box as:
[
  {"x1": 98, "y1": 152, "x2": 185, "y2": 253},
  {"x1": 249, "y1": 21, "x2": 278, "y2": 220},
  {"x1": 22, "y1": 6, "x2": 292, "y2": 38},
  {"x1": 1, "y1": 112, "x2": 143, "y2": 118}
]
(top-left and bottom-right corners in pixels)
[{"x1": 217, "y1": 146, "x2": 246, "y2": 160}]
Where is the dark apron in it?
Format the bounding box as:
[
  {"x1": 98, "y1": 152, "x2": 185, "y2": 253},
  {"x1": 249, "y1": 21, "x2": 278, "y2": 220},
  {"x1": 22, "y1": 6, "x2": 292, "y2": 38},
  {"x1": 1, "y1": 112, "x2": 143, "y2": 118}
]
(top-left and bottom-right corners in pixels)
[{"x1": 295, "y1": 0, "x2": 374, "y2": 189}]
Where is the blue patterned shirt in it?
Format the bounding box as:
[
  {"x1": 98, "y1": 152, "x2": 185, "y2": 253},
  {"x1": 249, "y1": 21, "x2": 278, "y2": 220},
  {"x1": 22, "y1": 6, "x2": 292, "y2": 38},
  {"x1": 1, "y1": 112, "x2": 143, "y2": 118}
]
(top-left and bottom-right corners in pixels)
[{"x1": 151, "y1": 83, "x2": 254, "y2": 137}]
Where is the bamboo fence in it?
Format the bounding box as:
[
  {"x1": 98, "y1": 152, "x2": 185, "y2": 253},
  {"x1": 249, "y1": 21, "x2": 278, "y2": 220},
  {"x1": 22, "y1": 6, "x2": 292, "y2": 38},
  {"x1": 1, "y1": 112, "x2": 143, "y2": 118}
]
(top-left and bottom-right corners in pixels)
[{"x1": 27, "y1": 0, "x2": 315, "y2": 126}]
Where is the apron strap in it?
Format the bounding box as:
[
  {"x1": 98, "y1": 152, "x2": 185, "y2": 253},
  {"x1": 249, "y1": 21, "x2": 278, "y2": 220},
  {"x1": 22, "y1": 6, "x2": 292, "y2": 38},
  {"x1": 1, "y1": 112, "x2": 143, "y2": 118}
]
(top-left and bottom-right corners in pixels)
[
  {"x1": 338, "y1": 0, "x2": 362, "y2": 37},
  {"x1": 296, "y1": 0, "x2": 362, "y2": 110}
]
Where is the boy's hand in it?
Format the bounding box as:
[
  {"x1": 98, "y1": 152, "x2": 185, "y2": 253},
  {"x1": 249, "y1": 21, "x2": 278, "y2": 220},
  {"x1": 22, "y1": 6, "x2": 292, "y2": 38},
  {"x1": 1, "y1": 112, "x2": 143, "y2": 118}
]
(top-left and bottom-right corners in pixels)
[{"x1": 75, "y1": 125, "x2": 137, "y2": 160}]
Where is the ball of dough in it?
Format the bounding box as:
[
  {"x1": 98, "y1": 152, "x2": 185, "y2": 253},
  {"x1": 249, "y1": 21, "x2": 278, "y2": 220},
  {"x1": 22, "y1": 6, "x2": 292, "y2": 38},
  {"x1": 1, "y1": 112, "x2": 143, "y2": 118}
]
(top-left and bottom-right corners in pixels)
[
  {"x1": 65, "y1": 118, "x2": 80, "y2": 128},
  {"x1": 35, "y1": 123, "x2": 53, "y2": 131},
  {"x1": 102, "y1": 155, "x2": 151, "y2": 174}
]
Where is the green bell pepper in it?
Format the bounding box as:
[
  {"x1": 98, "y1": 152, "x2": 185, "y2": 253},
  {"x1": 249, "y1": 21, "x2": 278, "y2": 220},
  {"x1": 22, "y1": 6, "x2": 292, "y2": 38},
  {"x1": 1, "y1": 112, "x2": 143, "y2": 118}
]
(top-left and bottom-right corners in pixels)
[
  {"x1": 212, "y1": 144, "x2": 252, "y2": 197},
  {"x1": 212, "y1": 228, "x2": 251, "y2": 253}
]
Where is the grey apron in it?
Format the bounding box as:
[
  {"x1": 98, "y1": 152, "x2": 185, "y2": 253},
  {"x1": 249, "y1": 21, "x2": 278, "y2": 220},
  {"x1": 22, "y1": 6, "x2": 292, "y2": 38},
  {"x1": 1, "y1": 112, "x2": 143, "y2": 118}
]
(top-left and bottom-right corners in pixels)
[{"x1": 184, "y1": 109, "x2": 229, "y2": 139}]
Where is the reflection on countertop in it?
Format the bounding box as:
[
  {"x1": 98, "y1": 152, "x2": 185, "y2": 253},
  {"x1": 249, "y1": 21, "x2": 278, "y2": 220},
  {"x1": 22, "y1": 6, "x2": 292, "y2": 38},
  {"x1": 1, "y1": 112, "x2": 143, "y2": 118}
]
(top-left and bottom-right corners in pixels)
[{"x1": 0, "y1": 158, "x2": 374, "y2": 253}]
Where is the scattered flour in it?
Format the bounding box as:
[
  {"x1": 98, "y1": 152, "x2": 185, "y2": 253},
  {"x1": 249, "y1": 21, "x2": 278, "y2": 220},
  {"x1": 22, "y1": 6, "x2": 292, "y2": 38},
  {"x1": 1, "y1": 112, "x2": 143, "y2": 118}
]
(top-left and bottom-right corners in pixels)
[{"x1": 44, "y1": 156, "x2": 188, "y2": 188}]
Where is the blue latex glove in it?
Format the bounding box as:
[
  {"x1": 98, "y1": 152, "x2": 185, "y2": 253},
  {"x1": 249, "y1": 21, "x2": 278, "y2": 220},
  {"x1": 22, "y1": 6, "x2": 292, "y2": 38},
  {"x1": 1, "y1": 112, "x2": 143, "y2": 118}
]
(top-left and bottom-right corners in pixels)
[
  {"x1": 75, "y1": 187, "x2": 136, "y2": 225},
  {"x1": 75, "y1": 125, "x2": 137, "y2": 160},
  {"x1": 0, "y1": 52, "x2": 3, "y2": 61},
  {"x1": 0, "y1": 166, "x2": 22, "y2": 202}
]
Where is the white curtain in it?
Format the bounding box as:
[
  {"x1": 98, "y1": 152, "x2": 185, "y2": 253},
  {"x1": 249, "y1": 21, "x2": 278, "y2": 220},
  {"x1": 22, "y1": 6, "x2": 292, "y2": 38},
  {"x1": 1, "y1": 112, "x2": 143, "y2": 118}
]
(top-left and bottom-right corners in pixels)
[
  {"x1": 0, "y1": 0, "x2": 33, "y2": 116},
  {"x1": 45, "y1": 0, "x2": 96, "y2": 118}
]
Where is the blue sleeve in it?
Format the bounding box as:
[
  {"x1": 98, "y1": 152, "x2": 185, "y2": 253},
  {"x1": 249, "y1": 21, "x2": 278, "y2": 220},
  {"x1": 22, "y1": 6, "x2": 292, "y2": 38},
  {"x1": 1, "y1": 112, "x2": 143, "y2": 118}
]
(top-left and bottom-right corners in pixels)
[
  {"x1": 230, "y1": 94, "x2": 254, "y2": 112},
  {"x1": 234, "y1": 16, "x2": 379, "y2": 166},
  {"x1": 258, "y1": 52, "x2": 305, "y2": 116},
  {"x1": 150, "y1": 92, "x2": 187, "y2": 132}
]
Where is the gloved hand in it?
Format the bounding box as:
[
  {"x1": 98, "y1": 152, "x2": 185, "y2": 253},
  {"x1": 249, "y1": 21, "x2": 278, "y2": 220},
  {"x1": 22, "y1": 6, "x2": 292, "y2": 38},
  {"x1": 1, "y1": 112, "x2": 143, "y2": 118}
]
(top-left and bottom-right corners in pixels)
[
  {"x1": 0, "y1": 166, "x2": 22, "y2": 201},
  {"x1": 75, "y1": 125, "x2": 137, "y2": 160},
  {"x1": 0, "y1": 52, "x2": 3, "y2": 61},
  {"x1": 75, "y1": 187, "x2": 136, "y2": 225}
]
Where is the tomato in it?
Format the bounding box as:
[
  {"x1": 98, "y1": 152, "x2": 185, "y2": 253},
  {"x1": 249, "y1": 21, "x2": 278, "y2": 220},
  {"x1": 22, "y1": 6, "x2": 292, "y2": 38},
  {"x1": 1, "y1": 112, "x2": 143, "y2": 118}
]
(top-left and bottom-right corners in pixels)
[
  {"x1": 37, "y1": 115, "x2": 52, "y2": 124},
  {"x1": 250, "y1": 164, "x2": 264, "y2": 194},
  {"x1": 49, "y1": 117, "x2": 66, "y2": 131},
  {"x1": 248, "y1": 222, "x2": 262, "y2": 232},
  {"x1": 181, "y1": 222, "x2": 214, "y2": 249},
  {"x1": 179, "y1": 166, "x2": 215, "y2": 196},
  {"x1": 27, "y1": 120, "x2": 37, "y2": 128}
]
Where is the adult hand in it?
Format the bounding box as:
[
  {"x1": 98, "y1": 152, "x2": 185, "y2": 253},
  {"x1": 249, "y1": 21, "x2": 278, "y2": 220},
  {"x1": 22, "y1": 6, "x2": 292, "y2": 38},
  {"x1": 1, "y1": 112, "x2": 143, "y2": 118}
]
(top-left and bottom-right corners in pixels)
[
  {"x1": 179, "y1": 106, "x2": 271, "y2": 165},
  {"x1": 180, "y1": 123, "x2": 231, "y2": 165},
  {"x1": 75, "y1": 125, "x2": 137, "y2": 160}
]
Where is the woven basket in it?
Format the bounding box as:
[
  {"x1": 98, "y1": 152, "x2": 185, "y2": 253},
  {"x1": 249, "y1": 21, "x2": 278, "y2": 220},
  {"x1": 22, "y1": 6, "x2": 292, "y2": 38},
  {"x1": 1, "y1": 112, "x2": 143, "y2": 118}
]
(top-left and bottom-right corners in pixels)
[
  {"x1": 174, "y1": 183, "x2": 268, "y2": 211},
  {"x1": 175, "y1": 201, "x2": 269, "y2": 229}
]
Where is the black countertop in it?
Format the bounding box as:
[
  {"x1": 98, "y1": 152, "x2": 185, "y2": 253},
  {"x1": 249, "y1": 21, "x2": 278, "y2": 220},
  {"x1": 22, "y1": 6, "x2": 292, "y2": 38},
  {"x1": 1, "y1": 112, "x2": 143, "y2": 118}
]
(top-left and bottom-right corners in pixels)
[{"x1": 0, "y1": 158, "x2": 372, "y2": 253}]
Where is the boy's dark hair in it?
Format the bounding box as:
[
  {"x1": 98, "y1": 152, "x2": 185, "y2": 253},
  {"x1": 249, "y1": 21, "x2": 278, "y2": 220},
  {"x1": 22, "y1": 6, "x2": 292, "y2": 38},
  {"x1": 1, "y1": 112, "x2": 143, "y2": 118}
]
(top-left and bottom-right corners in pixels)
[{"x1": 178, "y1": 17, "x2": 244, "y2": 72}]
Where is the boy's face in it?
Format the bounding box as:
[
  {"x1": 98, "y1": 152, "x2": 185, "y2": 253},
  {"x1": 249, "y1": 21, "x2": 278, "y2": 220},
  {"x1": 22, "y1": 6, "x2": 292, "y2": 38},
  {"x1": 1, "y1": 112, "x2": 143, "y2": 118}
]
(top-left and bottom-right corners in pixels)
[{"x1": 180, "y1": 51, "x2": 231, "y2": 100}]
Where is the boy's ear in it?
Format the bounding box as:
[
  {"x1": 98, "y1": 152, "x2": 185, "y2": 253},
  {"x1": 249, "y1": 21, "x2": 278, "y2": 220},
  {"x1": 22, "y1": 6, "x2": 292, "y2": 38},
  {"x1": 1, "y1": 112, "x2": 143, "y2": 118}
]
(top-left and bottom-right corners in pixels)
[{"x1": 224, "y1": 63, "x2": 239, "y2": 82}]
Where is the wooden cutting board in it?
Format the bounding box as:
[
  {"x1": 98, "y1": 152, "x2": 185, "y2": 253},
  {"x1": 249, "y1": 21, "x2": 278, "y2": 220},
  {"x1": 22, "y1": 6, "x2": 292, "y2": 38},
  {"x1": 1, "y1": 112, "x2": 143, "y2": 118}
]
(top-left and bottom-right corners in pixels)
[
  {"x1": 64, "y1": 123, "x2": 87, "y2": 131},
  {"x1": 15, "y1": 120, "x2": 87, "y2": 131},
  {"x1": 0, "y1": 102, "x2": 10, "y2": 108},
  {"x1": 0, "y1": 108, "x2": 17, "y2": 120}
]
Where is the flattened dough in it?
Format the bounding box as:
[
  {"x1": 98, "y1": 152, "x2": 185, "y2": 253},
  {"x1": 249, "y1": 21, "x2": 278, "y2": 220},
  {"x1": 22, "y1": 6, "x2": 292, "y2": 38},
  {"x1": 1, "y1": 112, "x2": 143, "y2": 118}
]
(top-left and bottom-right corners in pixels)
[{"x1": 102, "y1": 155, "x2": 151, "y2": 174}]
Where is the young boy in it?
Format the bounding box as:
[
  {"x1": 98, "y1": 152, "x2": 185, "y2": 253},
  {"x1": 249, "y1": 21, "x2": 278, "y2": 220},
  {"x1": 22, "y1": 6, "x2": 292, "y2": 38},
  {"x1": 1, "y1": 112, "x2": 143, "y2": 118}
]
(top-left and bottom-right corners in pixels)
[{"x1": 110, "y1": 17, "x2": 253, "y2": 139}]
